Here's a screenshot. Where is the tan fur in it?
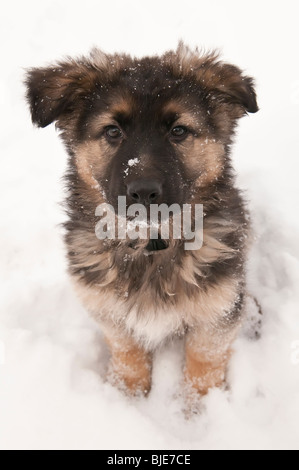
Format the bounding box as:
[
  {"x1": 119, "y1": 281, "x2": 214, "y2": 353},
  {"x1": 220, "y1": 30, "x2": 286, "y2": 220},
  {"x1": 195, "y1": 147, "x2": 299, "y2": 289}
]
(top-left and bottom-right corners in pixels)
[
  {"x1": 162, "y1": 103, "x2": 206, "y2": 130},
  {"x1": 90, "y1": 96, "x2": 135, "y2": 134},
  {"x1": 184, "y1": 324, "x2": 240, "y2": 395},
  {"x1": 194, "y1": 140, "x2": 225, "y2": 185},
  {"x1": 75, "y1": 146, "x2": 102, "y2": 191},
  {"x1": 184, "y1": 346, "x2": 231, "y2": 395},
  {"x1": 72, "y1": 271, "x2": 240, "y2": 350},
  {"x1": 75, "y1": 140, "x2": 113, "y2": 197},
  {"x1": 166, "y1": 110, "x2": 226, "y2": 184},
  {"x1": 72, "y1": 272, "x2": 241, "y2": 396},
  {"x1": 89, "y1": 112, "x2": 119, "y2": 133},
  {"x1": 162, "y1": 100, "x2": 186, "y2": 116},
  {"x1": 103, "y1": 325, "x2": 152, "y2": 395}
]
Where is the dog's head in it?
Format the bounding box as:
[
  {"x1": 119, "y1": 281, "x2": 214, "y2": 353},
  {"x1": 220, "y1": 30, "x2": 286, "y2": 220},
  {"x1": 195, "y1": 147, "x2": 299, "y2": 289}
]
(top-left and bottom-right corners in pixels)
[{"x1": 26, "y1": 44, "x2": 258, "y2": 252}]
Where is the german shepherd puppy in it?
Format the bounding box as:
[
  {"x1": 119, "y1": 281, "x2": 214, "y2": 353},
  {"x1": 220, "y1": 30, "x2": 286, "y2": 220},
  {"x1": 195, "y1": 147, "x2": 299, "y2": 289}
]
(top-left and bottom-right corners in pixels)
[{"x1": 26, "y1": 43, "x2": 258, "y2": 398}]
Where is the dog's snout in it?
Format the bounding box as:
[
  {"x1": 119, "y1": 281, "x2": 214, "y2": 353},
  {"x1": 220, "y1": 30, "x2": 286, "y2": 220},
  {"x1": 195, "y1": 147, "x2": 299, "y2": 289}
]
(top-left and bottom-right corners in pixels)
[{"x1": 127, "y1": 179, "x2": 163, "y2": 205}]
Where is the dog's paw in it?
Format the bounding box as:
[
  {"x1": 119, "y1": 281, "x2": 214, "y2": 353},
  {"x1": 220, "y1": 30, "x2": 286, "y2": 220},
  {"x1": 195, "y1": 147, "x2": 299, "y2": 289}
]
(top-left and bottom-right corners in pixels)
[
  {"x1": 106, "y1": 363, "x2": 151, "y2": 398},
  {"x1": 181, "y1": 376, "x2": 228, "y2": 418},
  {"x1": 179, "y1": 380, "x2": 206, "y2": 418}
]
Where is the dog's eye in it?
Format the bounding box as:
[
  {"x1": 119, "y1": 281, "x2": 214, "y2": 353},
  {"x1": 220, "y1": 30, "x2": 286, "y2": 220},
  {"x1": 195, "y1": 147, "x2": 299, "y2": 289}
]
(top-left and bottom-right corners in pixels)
[
  {"x1": 105, "y1": 126, "x2": 123, "y2": 141},
  {"x1": 170, "y1": 126, "x2": 189, "y2": 140}
]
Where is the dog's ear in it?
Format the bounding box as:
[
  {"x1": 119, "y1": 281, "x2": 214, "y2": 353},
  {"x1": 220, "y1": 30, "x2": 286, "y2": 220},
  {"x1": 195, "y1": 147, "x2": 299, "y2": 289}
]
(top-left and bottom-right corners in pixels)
[
  {"x1": 202, "y1": 62, "x2": 259, "y2": 115},
  {"x1": 25, "y1": 60, "x2": 98, "y2": 128},
  {"x1": 172, "y1": 44, "x2": 258, "y2": 116}
]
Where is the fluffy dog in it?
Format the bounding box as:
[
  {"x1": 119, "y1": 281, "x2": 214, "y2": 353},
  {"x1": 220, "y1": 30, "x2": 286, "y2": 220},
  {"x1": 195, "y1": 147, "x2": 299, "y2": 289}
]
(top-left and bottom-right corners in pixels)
[{"x1": 26, "y1": 43, "x2": 258, "y2": 397}]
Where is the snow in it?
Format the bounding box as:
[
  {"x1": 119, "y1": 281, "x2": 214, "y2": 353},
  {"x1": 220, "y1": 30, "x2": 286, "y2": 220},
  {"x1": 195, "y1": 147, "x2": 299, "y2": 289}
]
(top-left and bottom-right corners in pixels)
[
  {"x1": 1, "y1": 0, "x2": 299, "y2": 451},
  {"x1": 124, "y1": 158, "x2": 140, "y2": 176},
  {"x1": 128, "y1": 158, "x2": 140, "y2": 167}
]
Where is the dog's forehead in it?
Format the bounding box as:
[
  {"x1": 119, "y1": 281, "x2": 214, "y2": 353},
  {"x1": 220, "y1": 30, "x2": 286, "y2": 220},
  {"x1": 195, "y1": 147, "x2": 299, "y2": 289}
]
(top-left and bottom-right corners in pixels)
[
  {"x1": 91, "y1": 94, "x2": 203, "y2": 131},
  {"x1": 91, "y1": 82, "x2": 205, "y2": 129},
  {"x1": 89, "y1": 60, "x2": 207, "y2": 128}
]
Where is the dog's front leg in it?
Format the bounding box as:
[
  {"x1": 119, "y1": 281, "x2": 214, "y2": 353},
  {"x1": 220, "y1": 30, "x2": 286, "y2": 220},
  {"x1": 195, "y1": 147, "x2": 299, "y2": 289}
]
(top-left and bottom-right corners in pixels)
[
  {"x1": 102, "y1": 324, "x2": 152, "y2": 396},
  {"x1": 184, "y1": 323, "x2": 240, "y2": 397}
]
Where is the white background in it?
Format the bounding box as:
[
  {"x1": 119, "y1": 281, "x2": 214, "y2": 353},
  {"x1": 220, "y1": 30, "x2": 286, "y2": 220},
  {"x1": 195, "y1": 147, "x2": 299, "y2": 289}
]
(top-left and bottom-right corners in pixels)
[{"x1": 1, "y1": 0, "x2": 299, "y2": 450}]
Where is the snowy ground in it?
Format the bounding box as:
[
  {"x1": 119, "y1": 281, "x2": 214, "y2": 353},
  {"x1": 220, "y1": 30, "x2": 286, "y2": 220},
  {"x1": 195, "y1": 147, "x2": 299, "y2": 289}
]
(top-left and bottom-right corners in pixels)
[{"x1": 1, "y1": 0, "x2": 299, "y2": 450}]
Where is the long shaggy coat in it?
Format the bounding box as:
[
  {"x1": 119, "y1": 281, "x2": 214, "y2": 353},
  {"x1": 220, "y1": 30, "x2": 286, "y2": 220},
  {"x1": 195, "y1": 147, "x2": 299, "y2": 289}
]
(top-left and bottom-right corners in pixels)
[{"x1": 26, "y1": 43, "x2": 258, "y2": 397}]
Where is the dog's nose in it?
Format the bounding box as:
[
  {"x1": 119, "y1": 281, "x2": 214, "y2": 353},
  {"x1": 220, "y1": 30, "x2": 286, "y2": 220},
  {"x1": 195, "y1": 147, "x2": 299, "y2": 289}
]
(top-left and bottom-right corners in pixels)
[{"x1": 127, "y1": 179, "x2": 163, "y2": 205}]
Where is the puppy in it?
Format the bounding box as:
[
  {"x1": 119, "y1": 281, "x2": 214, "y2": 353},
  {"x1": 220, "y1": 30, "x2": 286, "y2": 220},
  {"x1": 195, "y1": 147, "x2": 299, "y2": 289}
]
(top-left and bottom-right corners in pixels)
[{"x1": 26, "y1": 43, "x2": 258, "y2": 397}]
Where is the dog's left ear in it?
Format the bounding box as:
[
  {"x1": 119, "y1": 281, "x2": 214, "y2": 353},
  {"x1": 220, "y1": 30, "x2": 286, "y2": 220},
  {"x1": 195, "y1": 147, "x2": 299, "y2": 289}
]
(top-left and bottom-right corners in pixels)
[
  {"x1": 204, "y1": 62, "x2": 259, "y2": 115},
  {"x1": 25, "y1": 60, "x2": 98, "y2": 128}
]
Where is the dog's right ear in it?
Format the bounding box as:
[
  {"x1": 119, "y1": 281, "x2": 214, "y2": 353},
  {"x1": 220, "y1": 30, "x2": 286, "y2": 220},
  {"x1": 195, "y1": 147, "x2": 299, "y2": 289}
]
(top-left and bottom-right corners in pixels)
[{"x1": 25, "y1": 60, "x2": 98, "y2": 128}]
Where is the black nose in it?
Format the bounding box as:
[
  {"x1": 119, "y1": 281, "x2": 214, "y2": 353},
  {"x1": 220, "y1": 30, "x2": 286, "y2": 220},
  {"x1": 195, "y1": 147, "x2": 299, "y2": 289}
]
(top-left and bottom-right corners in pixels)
[{"x1": 127, "y1": 179, "x2": 163, "y2": 205}]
